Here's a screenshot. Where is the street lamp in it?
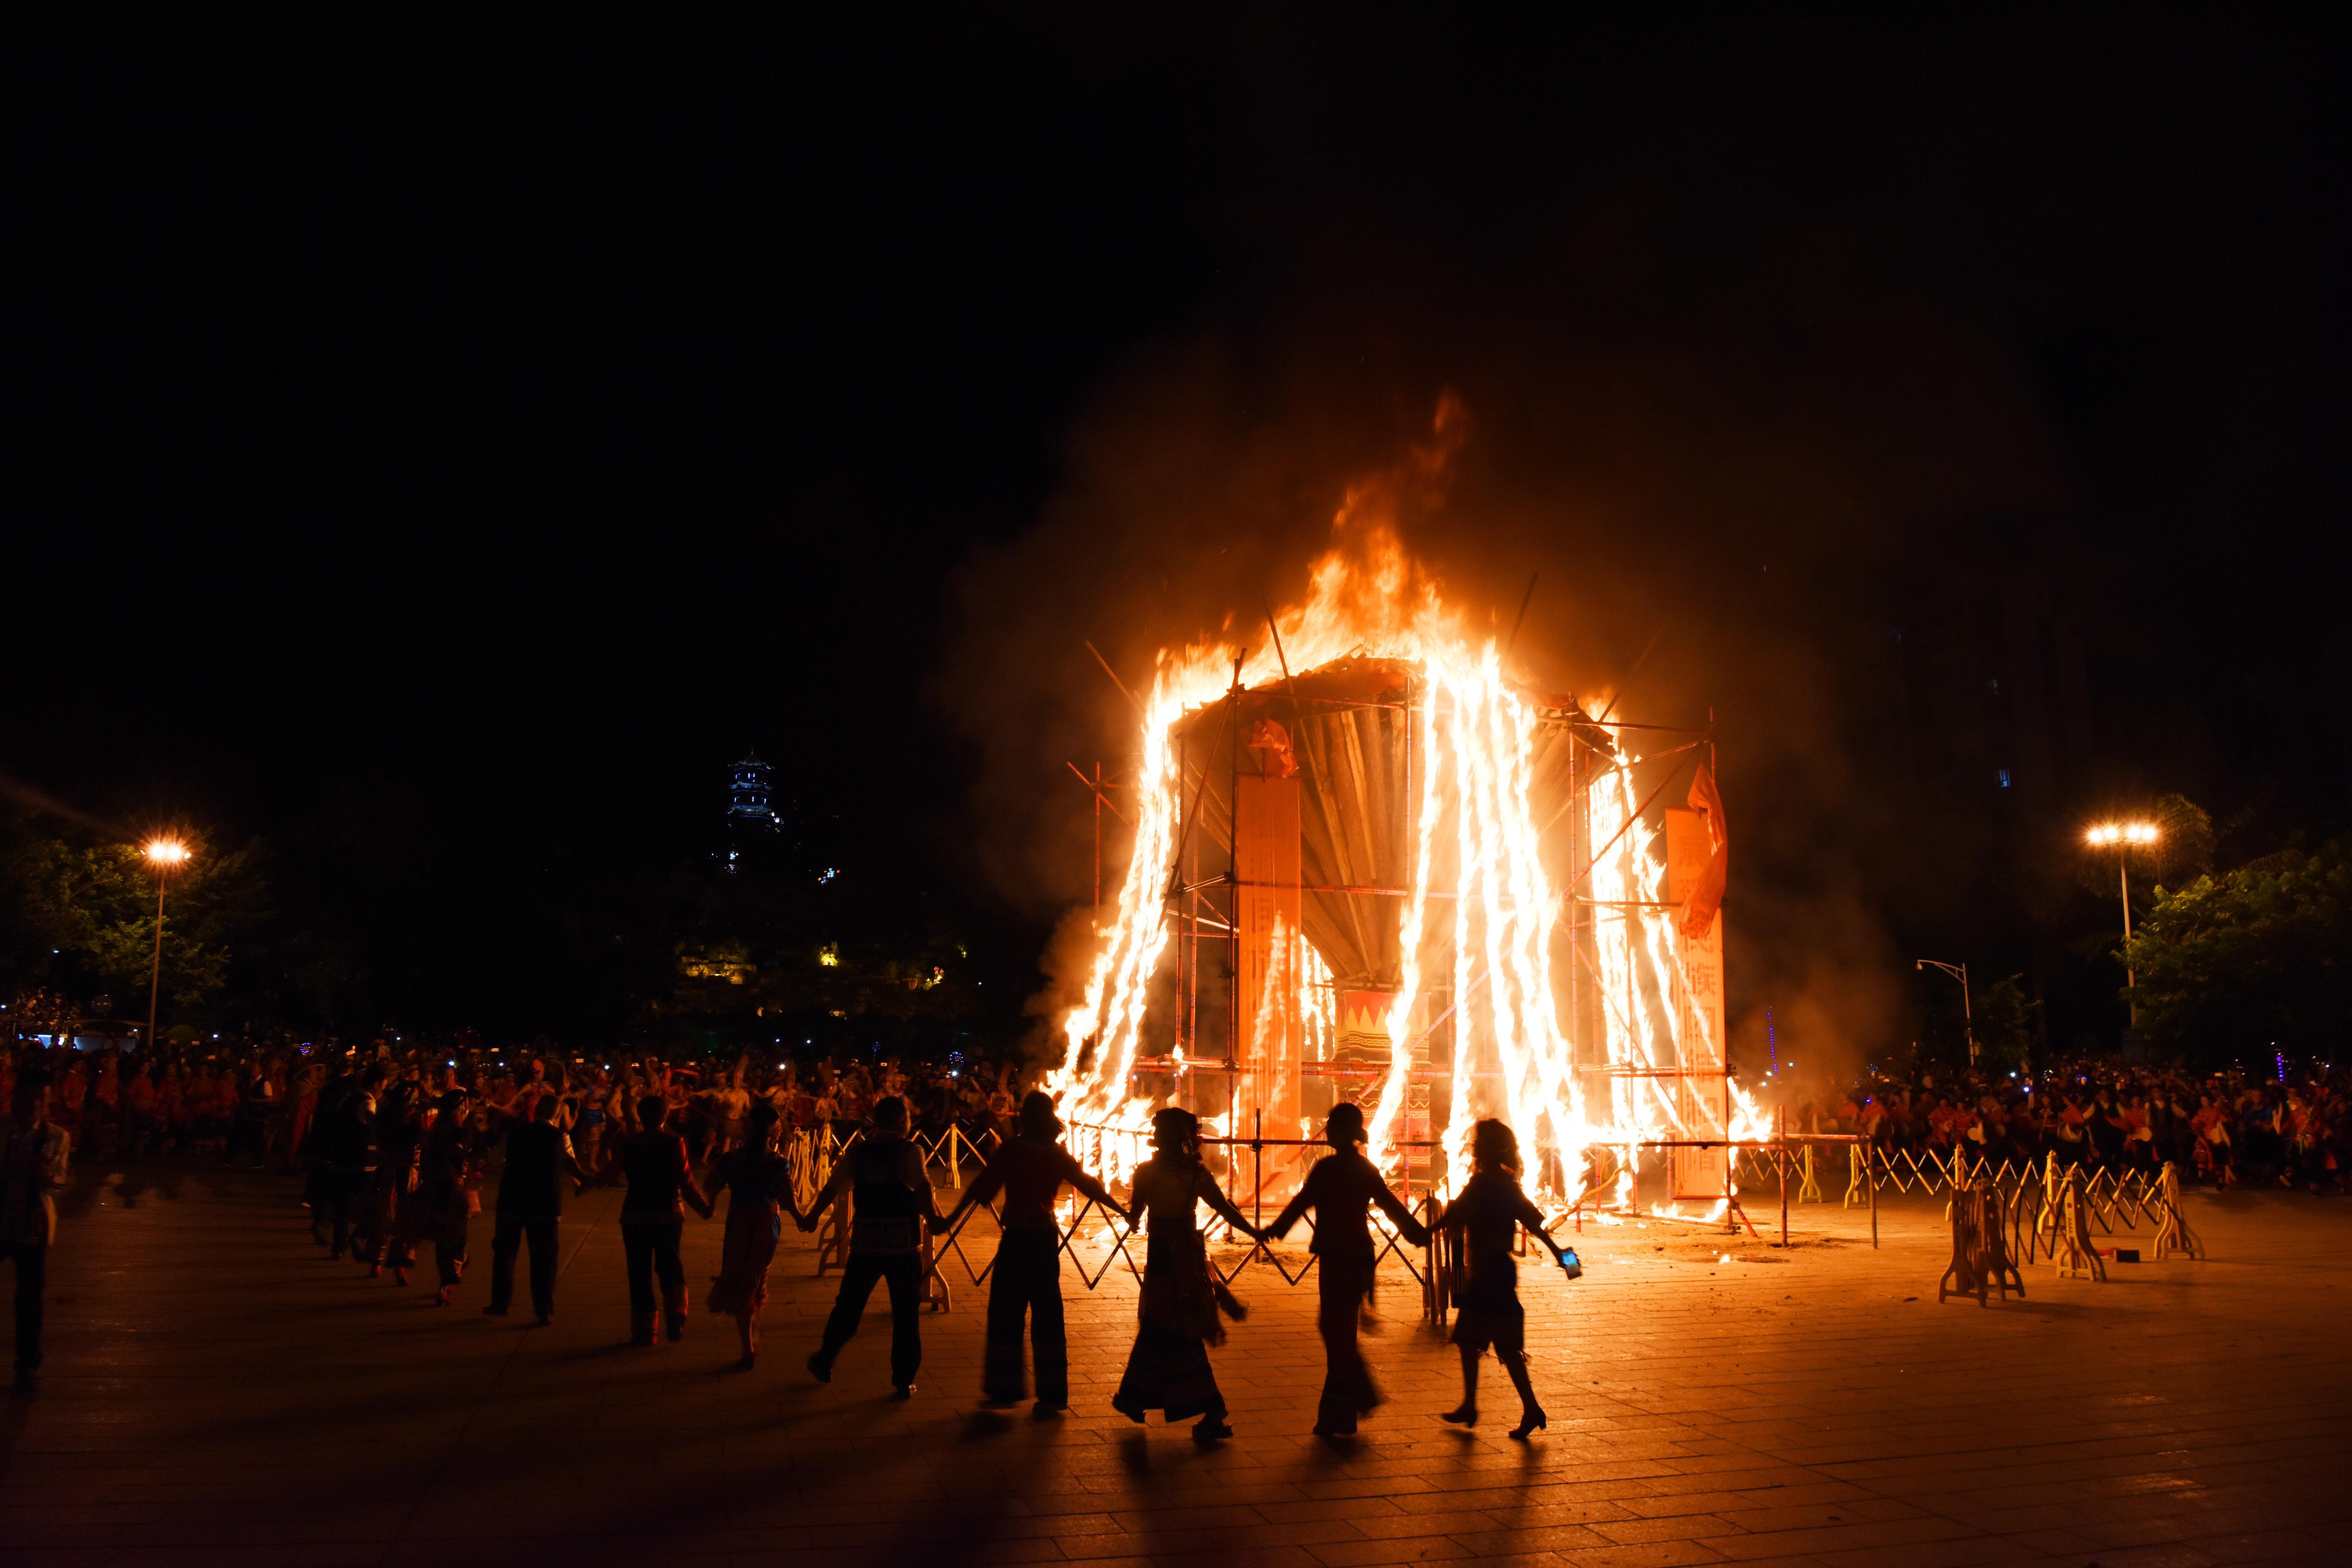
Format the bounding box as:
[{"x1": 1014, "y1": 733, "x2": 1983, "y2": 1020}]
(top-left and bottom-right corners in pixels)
[
  {"x1": 1917, "y1": 959, "x2": 1974, "y2": 1066},
  {"x1": 142, "y1": 839, "x2": 190, "y2": 1050},
  {"x1": 2085, "y1": 821, "x2": 2159, "y2": 1030}
]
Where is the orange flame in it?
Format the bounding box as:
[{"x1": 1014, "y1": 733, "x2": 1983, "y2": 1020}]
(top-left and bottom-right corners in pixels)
[{"x1": 1046, "y1": 413, "x2": 1761, "y2": 1202}]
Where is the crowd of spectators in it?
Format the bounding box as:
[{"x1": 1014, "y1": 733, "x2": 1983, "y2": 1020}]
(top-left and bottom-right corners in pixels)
[
  {"x1": 1786, "y1": 1057, "x2": 2349, "y2": 1193},
  {"x1": 9, "y1": 1029, "x2": 2343, "y2": 1202},
  {"x1": 0, "y1": 1033, "x2": 1025, "y2": 1180}
]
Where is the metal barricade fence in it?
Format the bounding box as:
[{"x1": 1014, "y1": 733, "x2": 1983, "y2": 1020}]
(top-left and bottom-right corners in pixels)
[{"x1": 783, "y1": 1118, "x2": 2189, "y2": 1324}]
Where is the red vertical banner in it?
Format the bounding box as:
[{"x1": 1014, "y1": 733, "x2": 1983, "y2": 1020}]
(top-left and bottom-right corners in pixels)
[
  {"x1": 1666, "y1": 805, "x2": 1731, "y2": 1202},
  {"x1": 1235, "y1": 770, "x2": 1303, "y2": 1151}
]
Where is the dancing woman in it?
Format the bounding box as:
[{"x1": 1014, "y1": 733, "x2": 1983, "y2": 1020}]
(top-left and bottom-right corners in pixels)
[
  {"x1": 364, "y1": 1079, "x2": 423, "y2": 1280},
  {"x1": 1433, "y1": 1118, "x2": 1577, "y2": 1439},
  {"x1": 1111, "y1": 1107, "x2": 1262, "y2": 1442},
  {"x1": 707, "y1": 1099, "x2": 800, "y2": 1368},
  {"x1": 940, "y1": 1090, "x2": 1129, "y2": 1415},
  {"x1": 1264, "y1": 1101, "x2": 1429, "y2": 1437},
  {"x1": 407, "y1": 1090, "x2": 480, "y2": 1307}
]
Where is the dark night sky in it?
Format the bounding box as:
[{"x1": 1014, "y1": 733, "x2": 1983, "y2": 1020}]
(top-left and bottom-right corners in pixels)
[{"x1": 12, "y1": 17, "x2": 2349, "y2": 1057}]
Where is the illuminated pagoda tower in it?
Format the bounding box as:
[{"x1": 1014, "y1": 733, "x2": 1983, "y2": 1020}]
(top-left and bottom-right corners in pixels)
[{"x1": 725, "y1": 752, "x2": 778, "y2": 873}]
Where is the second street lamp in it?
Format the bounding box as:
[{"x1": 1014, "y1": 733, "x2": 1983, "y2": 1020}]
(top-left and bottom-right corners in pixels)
[
  {"x1": 2085, "y1": 821, "x2": 2159, "y2": 1032},
  {"x1": 1917, "y1": 959, "x2": 1974, "y2": 1066},
  {"x1": 142, "y1": 839, "x2": 190, "y2": 1050}
]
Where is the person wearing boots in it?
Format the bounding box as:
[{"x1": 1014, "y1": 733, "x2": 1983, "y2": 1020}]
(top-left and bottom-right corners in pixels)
[
  {"x1": 589, "y1": 1094, "x2": 714, "y2": 1345},
  {"x1": 1, "y1": 1068, "x2": 71, "y2": 1392},
  {"x1": 940, "y1": 1090, "x2": 1129, "y2": 1416},
  {"x1": 1433, "y1": 1118, "x2": 1577, "y2": 1440},
  {"x1": 1264, "y1": 1101, "x2": 1430, "y2": 1437},
  {"x1": 485, "y1": 1090, "x2": 587, "y2": 1325},
  {"x1": 800, "y1": 1095, "x2": 940, "y2": 1398}
]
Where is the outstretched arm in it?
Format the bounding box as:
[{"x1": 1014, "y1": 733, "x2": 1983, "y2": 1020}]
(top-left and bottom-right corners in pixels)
[
  {"x1": 771, "y1": 1158, "x2": 809, "y2": 1227},
  {"x1": 1263, "y1": 1160, "x2": 1320, "y2": 1242},
  {"x1": 1193, "y1": 1165, "x2": 1263, "y2": 1240},
  {"x1": 1516, "y1": 1192, "x2": 1572, "y2": 1268},
  {"x1": 798, "y1": 1156, "x2": 853, "y2": 1231},
  {"x1": 1055, "y1": 1147, "x2": 1130, "y2": 1225},
  {"x1": 1371, "y1": 1177, "x2": 1430, "y2": 1249},
  {"x1": 942, "y1": 1147, "x2": 1011, "y2": 1231},
  {"x1": 664, "y1": 1136, "x2": 713, "y2": 1219}
]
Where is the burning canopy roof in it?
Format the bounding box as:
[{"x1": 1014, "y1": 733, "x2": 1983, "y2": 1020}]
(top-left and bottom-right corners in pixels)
[{"x1": 1172, "y1": 655, "x2": 1619, "y2": 994}]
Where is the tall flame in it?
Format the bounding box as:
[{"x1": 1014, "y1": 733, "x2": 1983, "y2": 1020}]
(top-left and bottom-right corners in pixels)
[{"x1": 1044, "y1": 503, "x2": 1766, "y2": 1202}]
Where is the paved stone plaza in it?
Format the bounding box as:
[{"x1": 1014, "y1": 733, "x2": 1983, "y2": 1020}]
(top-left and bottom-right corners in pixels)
[{"x1": 2, "y1": 1159, "x2": 2346, "y2": 1567}]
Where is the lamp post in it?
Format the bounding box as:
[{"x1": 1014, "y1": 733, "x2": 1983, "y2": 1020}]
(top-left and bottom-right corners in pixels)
[
  {"x1": 142, "y1": 839, "x2": 189, "y2": 1050},
  {"x1": 1916, "y1": 959, "x2": 1974, "y2": 1066},
  {"x1": 2085, "y1": 821, "x2": 2159, "y2": 1030}
]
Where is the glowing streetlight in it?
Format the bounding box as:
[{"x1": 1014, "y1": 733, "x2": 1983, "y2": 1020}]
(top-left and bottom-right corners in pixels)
[
  {"x1": 2084, "y1": 821, "x2": 2158, "y2": 1030},
  {"x1": 141, "y1": 839, "x2": 191, "y2": 1050}
]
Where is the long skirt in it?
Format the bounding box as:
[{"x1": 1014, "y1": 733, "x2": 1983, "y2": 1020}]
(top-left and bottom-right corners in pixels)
[
  {"x1": 707, "y1": 1201, "x2": 778, "y2": 1318},
  {"x1": 1111, "y1": 1231, "x2": 1225, "y2": 1423}
]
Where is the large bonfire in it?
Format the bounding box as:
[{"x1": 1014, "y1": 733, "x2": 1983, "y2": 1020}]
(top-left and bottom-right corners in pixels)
[{"x1": 1043, "y1": 433, "x2": 1764, "y2": 1216}]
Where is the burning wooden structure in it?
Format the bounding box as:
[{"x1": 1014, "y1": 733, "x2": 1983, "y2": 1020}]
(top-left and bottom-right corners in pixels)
[{"x1": 1046, "y1": 527, "x2": 1756, "y2": 1213}]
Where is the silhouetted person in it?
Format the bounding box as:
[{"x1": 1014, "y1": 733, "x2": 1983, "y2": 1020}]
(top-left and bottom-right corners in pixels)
[
  {"x1": 1, "y1": 1068, "x2": 70, "y2": 1392},
  {"x1": 802, "y1": 1095, "x2": 940, "y2": 1397},
  {"x1": 590, "y1": 1094, "x2": 714, "y2": 1346},
  {"x1": 316, "y1": 1065, "x2": 378, "y2": 1260},
  {"x1": 407, "y1": 1090, "x2": 480, "y2": 1307},
  {"x1": 1265, "y1": 1101, "x2": 1429, "y2": 1436},
  {"x1": 941, "y1": 1090, "x2": 1127, "y2": 1415},
  {"x1": 222, "y1": 1059, "x2": 274, "y2": 1169},
  {"x1": 485, "y1": 1091, "x2": 586, "y2": 1324},
  {"x1": 1433, "y1": 1118, "x2": 1578, "y2": 1439},
  {"x1": 1112, "y1": 1107, "x2": 1262, "y2": 1442},
  {"x1": 708, "y1": 1100, "x2": 801, "y2": 1368}
]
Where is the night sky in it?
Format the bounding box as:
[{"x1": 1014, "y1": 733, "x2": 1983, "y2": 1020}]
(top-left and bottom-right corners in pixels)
[{"x1": 13, "y1": 19, "x2": 2349, "y2": 1062}]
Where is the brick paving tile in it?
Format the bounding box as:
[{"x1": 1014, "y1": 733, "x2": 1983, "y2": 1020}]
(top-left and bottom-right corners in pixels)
[
  {"x1": 1348, "y1": 1509, "x2": 1505, "y2": 1539},
  {"x1": 1448, "y1": 1524, "x2": 1621, "y2": 1555},
  {"x1": 3, "y1": 1163, "x2": 2349, "y2": 1567},
  {"x1": 1585, "y1": 1514, "x2": 1744, "y2": 1545},
  {"x1": 1303, "y1": 1534, "x2": 1480, "y2": 1565},
  {"x1": 1539, "y1": 1540, "x2": 1734, "y2": 1567},
  {"x1": 2174, "y1": 1528, "x2": 2335, "y2": 1562},
  {"x1": 1254, "y1": 1496, "x2": 1419, "y2": 1525},
  {"x1": 2058, "y1": 1548, "x2": 2224, "y2": 1568},
  {"x1": 1804, "y1": 1546, "x2": 2055, "y2": 1568}
]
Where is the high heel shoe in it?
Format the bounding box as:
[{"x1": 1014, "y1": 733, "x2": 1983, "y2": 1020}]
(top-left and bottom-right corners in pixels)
[
  {"x1": 1441, "y1": 1404, "x2": 1478, "y2": 1427},
  {"x1": 1508, "y1": 1406, "x2": 1548, "y2": 1440}
]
